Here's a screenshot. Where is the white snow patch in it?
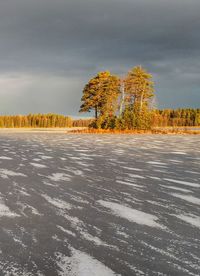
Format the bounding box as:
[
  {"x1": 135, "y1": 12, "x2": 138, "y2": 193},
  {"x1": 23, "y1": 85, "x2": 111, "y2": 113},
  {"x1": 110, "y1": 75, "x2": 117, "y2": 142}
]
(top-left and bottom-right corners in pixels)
[
  {"x1": 30, "y1": 163, "x2": 47, "y2": 168},
  {"x1": 147, "y1": 161, "x2": 167, "y2": 165},
  {"x1": 42, "y1": 195, "x2": 72, "y2": 210},
  {"x1": 127, "y1": 174, "x2": 145, "y2": 179},
  {"x1": 81, "y1": 231, "x2": 118, "y2": 249},
  {"x1": 0, "y1": 199, "x2": 19, "y2": 218},
  {"x1": 41, "y1": 155, "x2": 53, "y2": 160},
  {"x1": 162, "y1": 185, "x2": 192, "y2": 193},
  {"x1": 186, "y1": 170, "x2": 200, "y2": 175},
  {"x1": 32, "y1": 158, "x2": 41, "y2": 162},
  {"x1": 164, "y1": 178, "x2": 200, "y2": 188},
  {"x1": 171, "y1": 151, "x2": 187, "y2": 155},
  {"x1": 0, "y1": 169, "x2": 26, "y2": 179},
  {"x1": 17, "y1": 202, "x2": 42, "y2": 216},
  {"x1": 116, "y1": 230, "x2": 129, "y2": 239},
  {"x1": 171, "y1": 194, "x2": 200, "y2": 205},
  {"x1": 116, "y1": 180, "x2": 141, "y2": 188},
  {"x1": 0, "y1": 156, "x2": 13, "y2": 160},
  {"x1": 122, "y1": 167, "x2": 143, "y2": 171},
  {"x1": 175, "y1": 214, "x2": 200, "y2": 229},
  {"x1": 98, "y1": 200, "x2": 163, "y2": 229},
  {"x1": 169, "y1": 159, "x2": 183, "y2": 163},
  {"x1": 47, "y1": 173, "x2": 71, "y2": 182},
  {"x1": 19, "y1": 190, "x2": 30, "y2": 197},
  {"x1": 57, "y1": 225, "x2": 76, "y2": 237},
  {"x1": 56, "y1": 248, "x2": 118, "y2": 276}
]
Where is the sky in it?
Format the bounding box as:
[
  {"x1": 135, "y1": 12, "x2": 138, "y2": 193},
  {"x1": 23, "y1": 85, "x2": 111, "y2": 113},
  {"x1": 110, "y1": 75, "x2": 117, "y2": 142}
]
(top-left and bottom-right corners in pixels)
[{"x1": 0, "y1": 0, "x2": 199, "y2": 117}]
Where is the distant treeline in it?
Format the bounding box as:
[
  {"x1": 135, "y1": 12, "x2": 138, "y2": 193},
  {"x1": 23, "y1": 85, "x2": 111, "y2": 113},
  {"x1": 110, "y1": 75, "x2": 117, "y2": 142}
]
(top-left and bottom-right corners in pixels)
[
  {"x1": 152, "y1": 108, "x2": 200, "y2": 127},
  {"x1": 0, "y1": 114, "x2": 73, "y2": 128},
  {"x1": 0, "y1": 109, "x2": 199, "y2": 128}
]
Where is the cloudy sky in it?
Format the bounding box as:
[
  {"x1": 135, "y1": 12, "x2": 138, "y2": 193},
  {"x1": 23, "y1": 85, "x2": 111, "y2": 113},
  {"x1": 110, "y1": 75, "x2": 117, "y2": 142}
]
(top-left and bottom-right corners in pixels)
[{"x1": 0, "y1": 0, "x2": 199, "y2": 116}]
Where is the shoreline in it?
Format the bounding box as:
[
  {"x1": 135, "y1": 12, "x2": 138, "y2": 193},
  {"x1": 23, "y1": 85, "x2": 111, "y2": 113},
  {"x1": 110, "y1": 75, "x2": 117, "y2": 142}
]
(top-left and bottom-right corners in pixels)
[
  {"x1": 0, "y1": 127, "x2": 199, "y2": 135},
  {"x1": 69, "y1": 128, "x2": 200, "y2": 135},
  {"x1": 0, "y1": 127, "x2": 87, "y2": 133}
]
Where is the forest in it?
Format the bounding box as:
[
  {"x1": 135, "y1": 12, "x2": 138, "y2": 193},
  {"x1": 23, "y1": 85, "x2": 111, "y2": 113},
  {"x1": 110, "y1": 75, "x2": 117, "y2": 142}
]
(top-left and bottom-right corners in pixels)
[
  {"x1": 0, "y1": 109, "x2": 199, "y2": 129},
  {"x1": 0, "y1": 114, "x2": 73, "y2": 128}
]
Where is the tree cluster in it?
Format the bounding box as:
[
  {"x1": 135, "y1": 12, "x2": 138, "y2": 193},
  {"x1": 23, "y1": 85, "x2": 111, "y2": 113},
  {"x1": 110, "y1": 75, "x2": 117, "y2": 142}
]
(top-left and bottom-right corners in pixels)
[{"x1": 80, "y1": 66, "x2": 155, "y2": 130}]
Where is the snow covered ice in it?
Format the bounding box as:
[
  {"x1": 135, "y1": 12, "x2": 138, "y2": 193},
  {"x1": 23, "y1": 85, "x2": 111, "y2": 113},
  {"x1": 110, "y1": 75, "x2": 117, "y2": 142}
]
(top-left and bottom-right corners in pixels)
[{"x1": 0, "y1": 132, "x2": 200, "y2": 275}]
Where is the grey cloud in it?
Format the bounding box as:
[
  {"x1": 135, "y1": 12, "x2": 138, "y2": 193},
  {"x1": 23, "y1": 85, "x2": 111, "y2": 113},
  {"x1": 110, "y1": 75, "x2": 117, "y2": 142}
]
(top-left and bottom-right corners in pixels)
[{"x1": 0, "y1": 0, "x2": 199, "y2": 115}]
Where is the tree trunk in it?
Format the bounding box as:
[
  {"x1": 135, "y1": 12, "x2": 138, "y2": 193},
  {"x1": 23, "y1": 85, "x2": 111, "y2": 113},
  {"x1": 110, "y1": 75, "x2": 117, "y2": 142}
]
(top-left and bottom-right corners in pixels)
[
  {"x1": 119, "y1": 81, "x2": 125, "y2": 116},
  {"x1": 140, "y1": 92, "x2": 143, "y2": 112},
  {"x1": 95, "y1": 106, "x2": 98, "y2": 119}
]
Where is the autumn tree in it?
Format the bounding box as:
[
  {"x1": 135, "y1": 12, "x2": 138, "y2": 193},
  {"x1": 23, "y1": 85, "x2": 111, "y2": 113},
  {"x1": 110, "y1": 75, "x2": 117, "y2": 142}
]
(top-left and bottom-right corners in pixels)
[
  {"x1": 122, "y1": 66, "x2": 155, "y2": 129},
  {"x1": 79, "y1": 71, "x2": 120, "y2": 124}
]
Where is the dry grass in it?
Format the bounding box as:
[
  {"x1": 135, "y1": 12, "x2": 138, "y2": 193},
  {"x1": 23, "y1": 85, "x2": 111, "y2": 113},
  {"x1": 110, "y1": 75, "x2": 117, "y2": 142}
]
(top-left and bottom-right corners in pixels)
[{"x1": 69, "y1": 128, "x2": 200, "y2": 135}]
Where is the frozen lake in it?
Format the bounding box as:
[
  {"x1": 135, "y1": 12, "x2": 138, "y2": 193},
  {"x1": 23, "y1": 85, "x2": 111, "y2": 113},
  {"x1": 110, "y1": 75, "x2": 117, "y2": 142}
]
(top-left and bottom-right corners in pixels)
[{"x1": 0, "y1": 133, "x2": 200, "y2": 276}]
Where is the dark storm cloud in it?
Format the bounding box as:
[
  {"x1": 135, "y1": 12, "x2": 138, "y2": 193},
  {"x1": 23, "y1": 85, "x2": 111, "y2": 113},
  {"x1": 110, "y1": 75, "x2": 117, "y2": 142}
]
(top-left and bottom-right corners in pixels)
[{"x1": 0, "y1": 0, "x2": 200, "y2": 115}]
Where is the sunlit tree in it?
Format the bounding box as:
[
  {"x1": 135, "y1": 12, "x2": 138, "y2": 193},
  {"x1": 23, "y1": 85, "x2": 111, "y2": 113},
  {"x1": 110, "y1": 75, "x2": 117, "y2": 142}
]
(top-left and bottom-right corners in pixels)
[{"x1": 79, "y1": 71, "x2": 120, "y2": 120}]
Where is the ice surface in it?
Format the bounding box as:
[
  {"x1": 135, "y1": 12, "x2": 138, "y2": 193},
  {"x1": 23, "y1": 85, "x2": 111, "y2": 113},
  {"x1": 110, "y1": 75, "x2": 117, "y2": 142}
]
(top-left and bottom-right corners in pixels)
[{"x1": 0, "y1": 133, "x2": 199, "y2": 276}]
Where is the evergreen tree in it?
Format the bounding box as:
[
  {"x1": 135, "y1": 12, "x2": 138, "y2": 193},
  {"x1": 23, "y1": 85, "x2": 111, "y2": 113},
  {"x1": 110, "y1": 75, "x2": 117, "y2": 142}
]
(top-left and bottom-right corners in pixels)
[
  {"x1": 123, "y1": 66, "x2": 155, "y2": 129},
  {"x1": 79, "y1": 71, "x2": 120, "y2": 120}
]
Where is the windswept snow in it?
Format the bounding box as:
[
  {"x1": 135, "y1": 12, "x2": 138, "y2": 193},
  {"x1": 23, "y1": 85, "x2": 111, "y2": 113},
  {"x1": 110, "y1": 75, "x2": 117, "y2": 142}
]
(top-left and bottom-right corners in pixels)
[
  {"x1": 47, "y1": 173, "x2": 71, "y2": 182},
  {"x1": 0, "y1": 169, "x2": 27, "y2": 179},
  {"x1": 0, "y1": 156, "x2": 13, "y2": 160},
  {"x1": 162, "y1": 185, "x2": 192, "y2": 193},
  {"x1": 42, "y1": 194, "x2": 72, "y2": 210},
  {"x1": 0, "y1": 133, "x2": 199, "y2": 276},
  {"x1": 175, "y1": 214, "x2": 200, "y2": 229},
  {"x1": 147, "y1": 161, "x2": 167, "y2": 165},
  {"x1": 0, "y1": 199, "x2": 19, "y2": 217},
  {"x1": 164, "y1": 178, "x2": 200, "y2": 188},
  {"x1": 116, "y1": 180, "x2": 141, "y2": 188},
  {"x1": 56, "y1": 249, "x2": 118, "y2": 276},
  {"x1": 171, "y1": 193, "x2": 200, "y2": 205},
  {"x1": 98, "y1": 200, "x2": 164, "y2": 229},
  {"x1": 30, "y1": 163, "x2": 47, "y2": 168}
]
